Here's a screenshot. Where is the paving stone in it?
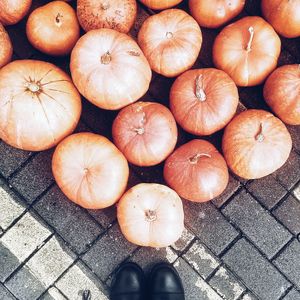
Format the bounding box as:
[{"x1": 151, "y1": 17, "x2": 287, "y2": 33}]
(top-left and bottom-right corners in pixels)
[
  {"x1": 242, "y1": 293, "x2": 258, "y2": 300},
  {"x1": 283, "y1": 289, "x2": 300, "y2": 300},
  {"x1": 274, "y1": 239, "x2": 300, "y2": 288},
  {"x1": 273, "y1": 195, "x2": 300, "y2": 235},
  {"x1": 222, "y1": 189, "x2": 291, "y2": 258},
  {"x1": 281, "y1": 37, "x2": 300, "y2": 61},
  {"x1": 184, "y1": 201, "x2": 239, "y2": 255},
  {"x1": 278, "y1": 49, "x2": 298, "y2": 66},
  {"x1": 183, "y1": 240, "x2": 220, "y2": 280},
  {"x1": 0, "y1": 283, "x2": 16, "y2": 300},
  {"x1": 172, "y1": 227, "x2": 195, "y2": 252},
  {"x1": 293, "y1": 183, "x2": 300, "y2": 201},
  {"x1": 40, "y1": 287, "x2": 67, "y2": 300},
  {"x1": 34, "y1": 185, "x2": 103, "y2": 254},
  {"x1": 223, "y1": 238, "x2": 291, "y2": 299},
  {"x1": 246, "y1": 175, "x2": 287, "y2": 209},
  {"x1": 87, "y1": 206, "x2": 116, "y2": 229},
  {"x1": 82, "y1": 224, "x2": 137, "y2": 281},
  {"x1": 208, "y1": 266, "x2": 245, "y2": 300},
  {"x1": 239, "y1": 86, "x2": 269, "y2": 110},
  {"x1": 0, "y1": 243, "x2": 20, "y2": 283},
  {"x1": 10, "y1": 150, "x2": 54, "y2": 203},
  {"x1": 287, "y1": 125, "x2": 300, "y2": 152},
  {"x1": 56, "y1": 261, "x2": 109, "y2": 300},
  {"x1": 173, "y1": 258, "x2": 222, "y2": 300}
]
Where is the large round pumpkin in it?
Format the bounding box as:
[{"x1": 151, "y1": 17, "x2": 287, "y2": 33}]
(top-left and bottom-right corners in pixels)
[
  {"x1": 117, "y1": 183, "x2": 184, "y2": 247},
  {"x1": 0, "y1": 60, "x2": 81, "y2": 151},
  {"x1": 52, "y1": 132, "x2": 129, "y2": 209},
  {"x1": 77, "y1": 0, "x2": 137, "y2": 33},
  {"x1": 170, "y1": 68, "x2": 239, "y2": 135},
  {"x1": 0, "y1": 0, "x2": 32, "y2": 25},
  {"x1": 213, "y1": 16, "x2": 281, "y2": 87},
  {"x1": 0, "y1": 23, "x2": 13, "y2": 68},
  {"x1": 70, "y1": 29, "x2": 152, "y2": 110},
  {"x1": 139, "y1": 0, "x2": 183, "y2": 10},
  {"x1": 138, "y1": 9, "x2": 202, "y2": 77},
  {"x1": 189, "y1": 0, "x2": 245, "y2": 28},
  {"x1": 262, "y1": 0, "x2": 300, "y2": 38},
  {"x1": 263, "y1": 64, "x2": 300, "y2": 125},
  {"x1": 222, "y1": 109, "x2": 292, "y2": 179},
  {"x1": 164, "y1": 140, "x2": 229, "y2": 202},
  {"x1": 26, "y1": 1, "x2": 80, "y2": 56},
  {"x1": 112, "y1": 101, "x2": 177, "y2": 166}
]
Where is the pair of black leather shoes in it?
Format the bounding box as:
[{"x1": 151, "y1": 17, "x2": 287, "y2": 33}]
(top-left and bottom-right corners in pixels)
[{"x1": 110, "y1": 262, "x2": 185, "y2": 300}]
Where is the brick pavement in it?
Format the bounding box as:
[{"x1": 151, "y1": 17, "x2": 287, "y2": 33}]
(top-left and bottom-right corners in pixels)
[{"x1": 0, "y1": 0, "x2": 300, "y2": 299}]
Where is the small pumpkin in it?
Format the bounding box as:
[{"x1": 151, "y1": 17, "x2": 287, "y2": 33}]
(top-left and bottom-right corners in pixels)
[
  {"x1": 222, "y1": 109, "x2": 292, "y2": 179},
  {"x1": 0, "y1": 0, "x2": 32, "y2": 25},
  {"x1": 138, "y1": 9, "x2": 202, "y2": 77},
  {"x1": 117, "y1": 183, "x2": 184, "y2": 247},
  {"x1": 139, "y1": 0, "x2": 183, "y2": 10},
  {"x1": 0, "y1": 23, "x2": 13, "y2": 68}
]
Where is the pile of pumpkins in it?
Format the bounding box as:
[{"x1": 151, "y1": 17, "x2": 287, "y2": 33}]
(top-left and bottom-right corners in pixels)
[{"x1": 0, "y1": 0, "x2": 299, "y2": 248}]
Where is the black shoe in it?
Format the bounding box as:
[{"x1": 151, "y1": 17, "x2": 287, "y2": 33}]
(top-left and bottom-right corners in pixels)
[
  {"x1": 148, "y1": 262, "x2": 185, "y2": 300},
  {"x1": 110, "y1": 262, "x2": 145, "y2": 300}
]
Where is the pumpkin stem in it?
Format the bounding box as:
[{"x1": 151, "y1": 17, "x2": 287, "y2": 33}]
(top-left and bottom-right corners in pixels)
[
  {"x1": 100, "y1": 2, "x2": 110, "y2": 10},
  {"x1": 133, "y1": 127, "x2": 145, "y2": 135},
  {"x1": 166, "y1": 32, "x2": 173, "y2": 39},
  {"x1": 189, "y1": 153, "x2": 211, "y2": 164},
  {"x1": 25, "y1": 81, "x2": 40, "y2": 93},
  {"x1": 101, "y1": 51, "x2": 112, "y2": 65},
  {"x1": 246, "y1": 27, "x2": 254, "y2": 52},
  {"x1": 255, "y1": 123, "x2": 264, "y2": 142},
  {"x1": 195, "y1": 75, "x2": 206, "y2": 102},
  {"x1": 55, "y1": 13, "x2": 63, "y2": 27},
  {"x1": 145, "y1": 210, "x2": 157, "y2": 222}
]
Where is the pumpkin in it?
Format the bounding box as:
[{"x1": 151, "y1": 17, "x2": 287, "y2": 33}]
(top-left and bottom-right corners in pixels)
[
  {"x1": 222, "y1": 109, "x2": 292, "y2": 179},
  {"x1": 117, "y1": 183, "x2": 184, "y2": 247},
  {"x1": 0, "y1": 0, "x2": 32, "y2": 25},
  {"x1": 70, "y1": 29, "x2": 152, "y2": 110},
  {"x1": 139, "y1": 0, "x2": 183, "y2": 10},
  {"x1": 213, "y1": 16, "x2": 281, "y2": 87},
  {"x1": 26, "y1": 1, "x2": 80, "y2": 56},
  {"x1": 138, "y1": 9, "x2": 202, "y2": 77},
  {"x1": 170, "y1": 68, "x2": 239, "y2": 136},
  {"x1": 189, "y1": 0, "x2": 245, "y2": 28},
  {"x1": 262, "y1": 0, "x2": 300, "y2": 38},
  {"x1": 0, "y1": 23, "x2": 13, "y2": 68},
  {"x1": 112, "y1": 101, "x2": 177, "y2": 166},
  {"x1": 263, "y1": 64, "x2": 300, "y2": 125},
  {"x1": 77, "y1": 0, "x2": 137, "y2": 33},
  {"x1": 164, "y1": 139, "x2": 229, "y2": 202},
  {"x1": 0, "y1": 60, "x2": 81, "y2": 151},
  {"x1": 52, "y1": 132, "x2": 129, "y2": 209}
]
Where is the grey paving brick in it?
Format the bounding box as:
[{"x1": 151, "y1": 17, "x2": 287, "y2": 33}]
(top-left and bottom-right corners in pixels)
[
  {"x1": 246, "y1": 175, "x2": 288, "y2": 209},
  {"x1": 0, "y1": 283, "x2": 16, "y2": 299},
  {"x1": 40, "y1": 287, "x2": 67, "y2": 300},
  {"x1": 283, "y1": 289, "x2": 300, "y2": 300},
  {"x1": 273, "y1": 195, "x2": 300, "y2": 235},
  {"x1": 223, "y1": 238, "x2": 291, "y2": 299},
  {"x1": 10, "y1": 150, "x2": 54, "y2": 203},
  {"x1": 208, "y1": 266, "x2": 245, "y2": 300},
  {"x1": 242, "y1": 293, "x2": 258, "y2": 300},
  {"x1": 183, "y1": 240, "x2": 220, "y2": 280},
  {"x1": 34, "y1": 185, "x2": 103, "y2": 254},
  {"x1": 56, "y1": 261, "x2": 109, "y2": 300},
  {"x1": 274, "y1": 239, "x2": 300, "y2": 288},
  {"x1": 82, "y1": 224, "x2": 137, "y2": 281},
  {"x1": 172, "y1": 227, "x2": 195, "y2": 252},
  {"x1": 287, "y1": 125, "x2": 300, "y2": 152},
  {"x1": 293, "y1": 182, "x2": 300, "y2": 201},
  {"x1": 173, "y1": 258, "x2": 222, "y2": 300},
  {"x1": 0, "y1": 243, "x2": 20, "y2": 283},
  {"x1": 223, "y1": 189, "x2": 291, "y2": 258},
  {"x1": 87, "y1": 206, "x2": 116, "y2": 229},
  {"x1": 184, "y1": 201, "x2": 239, "y2": 255}
]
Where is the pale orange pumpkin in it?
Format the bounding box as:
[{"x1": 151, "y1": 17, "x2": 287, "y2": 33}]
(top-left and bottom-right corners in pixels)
[
  {"x1": 138, "y1": 9, "x2": 202, "y2": 77},
  {"x1": 263, "y1": 64, "x2": 300, "y2": 125},
  {"x1": 70, "y1": 29, "x2": 152, "y2": 110},
  {"x1": 213, "y1": 16, "x2": 281, "y2": 87},
  {"x1": 77, "y1": 0, "x2": 137, "y2": 33},
  {"x1": 117, "y1": 183, "x2": 184, "y2": 247},
  {"x1": 0, "y1": 23, "x2": 13, "y2": 68},
  {"x1": 139, "y1": 0, "x2": 183, "y2": 10},
  {"x1": 26, "y1": 1, "x2": 80, "y2": 56},
  {"x1": 170, "y1": 68, "x2": 239, "y2": 135},
  {"x1": 52, "y1": 132, "x2": 129, "y2": 209},
  {"x1": 0, "y1": 0, "x2": 32, "y2": 25},
  {"x1": 112, "y1": 101, "x2": 177, "y2": 166},
  {"x1": 0, "y1": 60, "x2": 81, "y2": 151},
  {"x1": 189, "y1": 0, "x2": 245, "y2": 28},
  {"x1": 222, "y1": 109, "x2": 292, "y2": 179}
]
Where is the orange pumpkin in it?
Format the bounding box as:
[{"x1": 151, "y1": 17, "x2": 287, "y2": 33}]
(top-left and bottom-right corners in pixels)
[
  {"x1": 112, "y1": 101, "x2": 177, "y2": 166},
  {"x1": 213, "y1": 16, "x2": 281, "y2": 87},
  {"x1": 77, "y1": 0, "x2": 137, "y2": 33},
  {"x1": 170, "y1": 68, "x2": 239, "y2": 135},
  {"x1": 70, "y1": 29, "x2": 152, "y2": 110},
  {"x1": 138, "y1": 9, "x2": 202, "y2": 77},
  {"x1": 262, "y1": 0, "x2": 300, "y2": 38},
  {"x1": 52, "y1": 132, "x2": 129, "y2": 209},
  {"x1": 189, "y1": 0, "x2": 245, "y2": 28},
  {"x1": 0, "y1": 23, "x2": 12, "y2": 68},
  {"x1": 222, "y1": 109, "x2": 292, "y2": 179},
  {"x1": 263, "y1": 64, "x2": 300, "y2": 125},
  {"x1": 0, "y1": 60, "x2": 81, "y2": 151},
  {"x1": 139, "y1": 0, "x2": 183, "y2": 10},
  {"x1": 117, "y1": 183, "x2": 184, "y2": 247},
  {"x1": 164, "y1": 139, "x2": 229, "y2": 202},
  {"x1": 0, "y1": 0, "x2": 32, "y2": 25}
]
